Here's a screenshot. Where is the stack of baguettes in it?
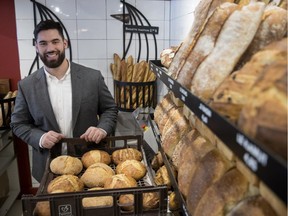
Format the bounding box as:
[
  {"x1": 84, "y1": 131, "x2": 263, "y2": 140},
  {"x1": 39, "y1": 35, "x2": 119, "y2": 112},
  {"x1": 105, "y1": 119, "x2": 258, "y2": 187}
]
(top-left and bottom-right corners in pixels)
[
  {"x1": 110, "y1": 54, "x2": 156, "y2": 109},
  {"x1": 155, "y1": 0, "x2": 287, "y2": 215}
]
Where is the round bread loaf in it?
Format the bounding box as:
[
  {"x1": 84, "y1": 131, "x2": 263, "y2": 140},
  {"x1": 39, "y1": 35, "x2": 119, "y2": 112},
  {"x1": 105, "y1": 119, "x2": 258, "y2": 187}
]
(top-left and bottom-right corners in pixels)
[
  {"x1": 47, "y1": 174, "x2": 84, "y2": 194},
  {"x1": 80, "y1": 162, "x2": 115, "y2": 188},
  {"x1": 49, "y1": 155, "x2": 83, "y2": 175},
  {"x1": 104, "y1": 174, "x2": 137, "y2": 189},
  {"x1": 82, "y1": 187, "x2": 113, "y2": 208},
  {"x1": 154, "y1": 165, "x2": 177, "y2": 189},
  {"x1": 118, "y1": 192, "x2": 160, "y2": 211},
  {"x1": 112, "y1": 148, "x2": 142, "y2": 165},
  {"x1": 116, "y1": 159, "x2": 147, "y2": 180},
  {"x1": 81, "y1": 150, "x2": 111, "y2": 168},
  {"x1": 33, "y1": 201, "x2": 50, "y2": 216}
]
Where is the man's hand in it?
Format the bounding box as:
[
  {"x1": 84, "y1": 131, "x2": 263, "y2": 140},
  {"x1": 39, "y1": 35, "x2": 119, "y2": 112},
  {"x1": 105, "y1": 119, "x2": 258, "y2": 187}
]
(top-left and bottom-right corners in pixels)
[
  {"x1": 80, "y1": 127, "x2": 107, "y2": 143},
  {"x1": 41, "y1": 131, "x2": 65, "y2": 149}
]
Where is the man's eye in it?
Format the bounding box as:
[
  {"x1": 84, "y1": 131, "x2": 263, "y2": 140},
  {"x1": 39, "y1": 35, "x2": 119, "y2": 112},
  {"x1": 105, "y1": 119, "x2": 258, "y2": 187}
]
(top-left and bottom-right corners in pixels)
[
  {"x1": 39, "y1": 42, "x2": 47, "y2": 46},
  {"x1": 52, "y1": 41, "x2": 60, "y2": 45}
]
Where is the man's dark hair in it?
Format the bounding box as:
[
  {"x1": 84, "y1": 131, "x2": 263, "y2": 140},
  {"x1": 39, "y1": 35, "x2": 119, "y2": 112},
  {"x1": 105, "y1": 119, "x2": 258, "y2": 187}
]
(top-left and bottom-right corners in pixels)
[{"x1": 33, "y1": 20, "x2": 64, "y2": 41}]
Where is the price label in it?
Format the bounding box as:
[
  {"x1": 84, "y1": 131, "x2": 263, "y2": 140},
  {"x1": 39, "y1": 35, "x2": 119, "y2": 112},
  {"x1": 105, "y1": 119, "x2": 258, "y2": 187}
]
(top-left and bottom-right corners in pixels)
[{"x1": 198, "y1": 103, "x2": 212, "y2": 124}]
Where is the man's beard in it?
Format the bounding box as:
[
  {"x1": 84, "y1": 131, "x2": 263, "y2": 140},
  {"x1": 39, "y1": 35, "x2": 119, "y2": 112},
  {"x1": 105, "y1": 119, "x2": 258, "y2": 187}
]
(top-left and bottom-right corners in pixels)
[{"x1": 39, "y1": 50, "x2": 66, "y2": 68}]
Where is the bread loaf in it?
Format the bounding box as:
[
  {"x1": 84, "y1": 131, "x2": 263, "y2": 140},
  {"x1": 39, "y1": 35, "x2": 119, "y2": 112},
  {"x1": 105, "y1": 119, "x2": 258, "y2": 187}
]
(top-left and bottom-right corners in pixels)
[
  {"x1": 186, "y1": 149, "x2": 232, "y2": 215},
  {"x1": 112, "y1": 148, "x2": 142, "y2": 165},
  {"x1": 81, "y1": 150, "x2": 111, "y2": 168},
  {"x1": 116, "y1": 159, "x2": 147, "y2": 180},
  {"x1": 227, "y1": 195, "x2": 277, "y2": 216},
  {"x1": 80, "y1": 162, "x2": 114, "y2": 188},
  {"x1": 176, "y1": 2, "x2": 239, "y2": 89},
  {"x1": 33, "y1": 201, "x2": 50, "y2": 216},
  {"x1": 210, "y1": 38, "x2": 288, "y2": 123},
  {"x1": 154, "y1": 165, "x2": 177, "y2": 189},
  {"x1": 82, "y1": 187, "x2": 113, "y2": 208},
  {"x1": 49, "y1": 155, "x2": 83, "y2": 175},
  {"x1": 160, "y1": 46, "x2": 181, "y2": 69},
  {"x1": 177, "y1": 136, "x2": 214, "y2": 198},
  {"x1": 190, "y1": 2, "x2": 265, "y2": 102},
  {"x1": 104, "y1": 174, "x2": 137, "y2": 189},
  {"x1": 193, "y1": 168, "x2": 249, "y2": 216},
  {"x1": 118, "y1": 192, "x2": 160, "y2": 211},
  {"x1": 236, "y1": 5, "x2": 287, "y2": 68},
  {"x1": 151, "y1": 151, "x2": 164, "y2": 170},
  {"x1": 238, "y1": 55, "x2": 287, "y2": 160},
  {"x1": 169, "y1": 192, "x2": 180, "y2": 211},
  {"x1": 47, "y1": 174, "x2": 84, "y2": 194}
]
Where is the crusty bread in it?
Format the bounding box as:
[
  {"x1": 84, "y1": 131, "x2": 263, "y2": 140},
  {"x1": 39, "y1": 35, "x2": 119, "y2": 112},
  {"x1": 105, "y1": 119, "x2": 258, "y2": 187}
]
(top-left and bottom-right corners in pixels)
[
  {"x1": 33, "y1": 201, "x2": 50, "y2": 216},
  {"x1": 186, "y1": 149, "x2": 232, "y2": 215},
  {"x1": 80, "y1": 162, "x2": 115, "y2": 188},
  {"x1": 160, "y1": 46, "x2": 181, "y2": 69},
  {"x1": 47, "y1": 174, "x2": 84, "y2": 194},
  {"x1": 210, "y1": 37, "x2": 288, "y2": 123},
  {"x1": 177, "y1": 136, "x2": 214, "y2": 198},
  {"x1": 171, "y1": 129, "x2": 200, "y2": 170},
  {"x1": 176, "y1": 2, "x2": 239, "y2": 89},
  {"x1": 190, "y1": 2, "x2": 265, "y2": 102},
  {"x1": 169, "y1": 191, "x2": 180, "y2": 211},
  {"x1": 82, "y1": 187, "x2": 113, "y2": 208},
  {"x1": 49, "y1": 155, "x2": 83, "y2": 175},
  {"x1": 236, "y1": 5, "x2": 287, "y2": 68},
  {"x1": 112, "y1": 148, "x2": 142, "y2": 165},
  {"x1": 116, "y1": 159, "x2": 147, "y2": 180},
  {"x1": 168, "y1": 0, "x2": 234, "y2": 79},
  {"x1": 193, "y1": 168, "x2": 249, "y2": 216},
  {"x1": 154, "y1": 165, "x2": 177, "y2": 189},
  {"x1": 238, "y1": 56, "x2": 287, "y2": 160},
  {"x1": 151, "y1": 151, "x2": 164, "y2": 171},
  {"x1": 104, "y1": 174, "x2": 137, "y2": 189},
  {"x1": 81, "y1": 150, "x2": 111, "y2": 168},
  {"x1": 226, "y1": 195, "x2": 277, "y2": 216}
]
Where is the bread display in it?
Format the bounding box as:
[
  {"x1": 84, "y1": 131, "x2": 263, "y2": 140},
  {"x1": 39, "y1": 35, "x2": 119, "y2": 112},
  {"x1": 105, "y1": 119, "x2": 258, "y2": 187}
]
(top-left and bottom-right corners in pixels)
[
  {"x1": 186, "y1": 149, "x2": 232, "y2": 215},
  {"x1": 177, "y1": 136, "x2": 215, "y2": 198},
  {"x1": 81, "y1": 149, "x2": 111, "y2": 168},
  {"x1": 80, "y1": 162, "x2": 115, "y2": 188},
  {"x1": 49, "y1": 155, "x2": 83, "y2": 175},
  {"x1": 210, "y1": 38, "x2": 288, "y2": 123},
  {"x1": 176, "y1": 2, "x2": 239, "y2": 89},
  {"x1": 104, "y1": 174, "x2": 138, "y2": 189},
  {"x1": 82, "y1": 187, "x2": 113, "y2": 208},
  {"x1": 47, "y1": 174, "x2": 84, "y2": 194},
  {"x1": 112, "y1": 148, "x2": 142, "y2": 165},
  {"x1": 190, "y1": 2, "x2": 265, "y2": 102},
  {"x1": 226, "y1": 195, "x2": 277, "y2": 216},
  {"x1": 192, "y1": 168, "x2": 249, "y2": 216},
  {"x1": 116, "y1": 159, "x2": 147, "y2": 180}
]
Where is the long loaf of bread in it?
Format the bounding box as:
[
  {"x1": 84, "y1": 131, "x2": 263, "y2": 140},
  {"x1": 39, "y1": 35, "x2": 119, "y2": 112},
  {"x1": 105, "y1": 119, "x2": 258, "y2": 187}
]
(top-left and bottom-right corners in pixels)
[{"x1": 190, "y1": 2, "x2": 266, "y2": 102}]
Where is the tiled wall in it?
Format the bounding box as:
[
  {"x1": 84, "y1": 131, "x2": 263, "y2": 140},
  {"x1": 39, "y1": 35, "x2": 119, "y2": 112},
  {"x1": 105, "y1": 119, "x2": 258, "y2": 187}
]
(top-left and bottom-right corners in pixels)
[{"x1": 14, "y1": 0, "x2": 199, "y2": 186}]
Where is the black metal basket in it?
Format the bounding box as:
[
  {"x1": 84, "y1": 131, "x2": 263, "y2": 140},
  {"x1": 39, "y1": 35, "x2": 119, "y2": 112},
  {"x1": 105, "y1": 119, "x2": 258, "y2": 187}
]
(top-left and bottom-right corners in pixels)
[
  {"x1": 0, "y1": 94, "x2": 16, "y2": 130},
  {"x1": 114, "y1": 80, "x2": 157, "y2": 112}
]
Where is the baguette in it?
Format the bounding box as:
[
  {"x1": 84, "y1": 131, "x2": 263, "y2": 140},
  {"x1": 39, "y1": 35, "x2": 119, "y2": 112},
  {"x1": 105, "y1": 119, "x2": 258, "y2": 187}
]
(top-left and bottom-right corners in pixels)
[{"x1": 190, "y1": 2, "x2": 265, "y2": 102}]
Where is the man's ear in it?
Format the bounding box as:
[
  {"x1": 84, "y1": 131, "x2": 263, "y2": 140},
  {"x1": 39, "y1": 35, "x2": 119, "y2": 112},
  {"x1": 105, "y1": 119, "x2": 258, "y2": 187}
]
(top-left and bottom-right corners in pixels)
[{"x1": 64, "y1": 39, "x2": 69, "y2": 49}]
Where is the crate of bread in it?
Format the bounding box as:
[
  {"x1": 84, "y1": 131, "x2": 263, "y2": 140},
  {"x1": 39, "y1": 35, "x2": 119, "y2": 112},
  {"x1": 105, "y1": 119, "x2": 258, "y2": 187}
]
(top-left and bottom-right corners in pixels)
[
  {"x1": 111, "y1": 54, "x2": 157, "y2": 111},
  {"x1": 22, "y1": 135, "x2": 168, "y2": 216}
]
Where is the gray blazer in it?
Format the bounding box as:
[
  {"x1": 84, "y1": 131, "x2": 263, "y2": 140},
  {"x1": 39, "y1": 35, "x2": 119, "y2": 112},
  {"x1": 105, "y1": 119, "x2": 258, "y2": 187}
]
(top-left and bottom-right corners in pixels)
[{"x1": 11, "y1": 62, "x2": 118, "y2": 182}]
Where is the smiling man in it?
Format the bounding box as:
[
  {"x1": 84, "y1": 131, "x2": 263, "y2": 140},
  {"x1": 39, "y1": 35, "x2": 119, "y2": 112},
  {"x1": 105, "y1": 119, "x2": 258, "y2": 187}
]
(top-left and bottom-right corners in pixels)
[{"x1": 11, "y1": 20, "x2": 118, "y2": 182}]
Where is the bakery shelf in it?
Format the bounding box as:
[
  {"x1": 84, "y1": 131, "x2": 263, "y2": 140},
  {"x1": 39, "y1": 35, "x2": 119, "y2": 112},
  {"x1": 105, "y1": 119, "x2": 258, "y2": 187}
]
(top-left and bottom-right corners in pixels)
[{"x1": 149, "y1": 60, "x2": 287, "y2": 204}]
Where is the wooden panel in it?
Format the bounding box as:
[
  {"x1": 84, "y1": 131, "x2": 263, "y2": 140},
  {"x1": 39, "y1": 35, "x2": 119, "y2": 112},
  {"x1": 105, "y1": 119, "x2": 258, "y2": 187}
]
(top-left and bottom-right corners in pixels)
[{"x1": 0, "y1": 79, "x2": 10, "y2": 95}]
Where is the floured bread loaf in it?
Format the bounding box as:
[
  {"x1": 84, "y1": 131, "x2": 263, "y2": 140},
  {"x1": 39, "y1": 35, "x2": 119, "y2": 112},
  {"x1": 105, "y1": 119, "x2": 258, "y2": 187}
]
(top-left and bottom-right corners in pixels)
[
  {"x1": 190, "y1": 2, "x2": 265, "y2": 102},
  {"x1": 193, "y1": 168, "x2": 249, "y2": 216},
  {"x1": 151, "y1": 151, "x2": 164, "y2": 170},
  {"x1": 49, "y1": 155, "x2": 83, "y2": 175},
  {"x1": 80, "y1": 162, "x2": 115, "y2": 188},
  {"x1": 112, "y1": 148, "x2": 142, "y2": 165},
  {"x1": 160, "y1": 45, "x2": 181, "y2": 69},
  {"x1": 176, "y1": 2, "x2": 239, "y2": 89},
  {"x1": 104, "y1": 174, "x2": 137, "y2": 189},
  {"x1": 116, "y1": 159, "x2": 147, "y2": 180},
  {"x1": 186, "y1": 149, "x2": 232, "y2": 215},
  {"x1": 238, "y1": 56, "x2": 287, "y2": 160},
  {"x1": 161, "y1": 108, "x2": 192, "y2": 158},
  {"x1": 227, "y1": 195, "x2": 277, "y2": 216},
  {"x1": 168, "y1": 0, "x2": 234, "y2": 79},
  {"x1": 154, "y1": 165, "x2": 177, "y2": 189},
  {"x1": 47, "y1": 174, "x2": 84, "y2": 194},
  {"x1": 171, "y1": 129, "x2": 200, "y2": 170},
  {"x1": 177, "y1": 136, "x2": 214, "y2": 198},
  {"x1": 81, "y1": 150, "x2": 111, "y2": 168},
  {"x1": 82, "y1": 187, "x2": 113, "y2": 208},
  {"x1": 210, "y1": 38, "x2": 288, "y2": 123}
]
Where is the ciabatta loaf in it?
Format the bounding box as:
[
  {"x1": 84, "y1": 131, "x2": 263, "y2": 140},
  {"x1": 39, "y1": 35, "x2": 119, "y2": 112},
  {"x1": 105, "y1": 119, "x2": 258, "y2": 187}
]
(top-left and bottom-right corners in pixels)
[{"x1": 190, "y1": 2, "x2": 265, "y2": 102}]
